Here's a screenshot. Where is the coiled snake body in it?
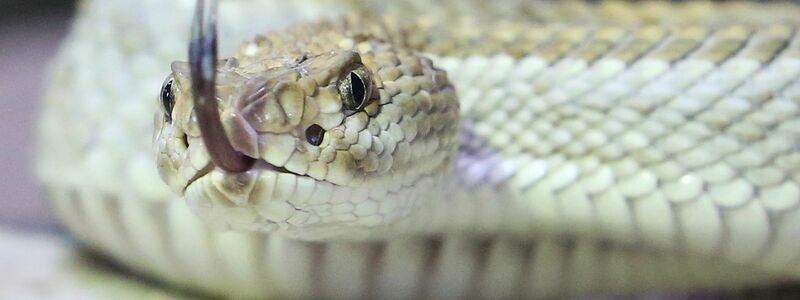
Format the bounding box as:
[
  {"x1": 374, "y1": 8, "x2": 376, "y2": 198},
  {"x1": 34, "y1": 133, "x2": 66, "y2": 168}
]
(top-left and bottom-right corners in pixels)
[{"x1": 38, "y1": 0, "x2": 800, "y2": 298}]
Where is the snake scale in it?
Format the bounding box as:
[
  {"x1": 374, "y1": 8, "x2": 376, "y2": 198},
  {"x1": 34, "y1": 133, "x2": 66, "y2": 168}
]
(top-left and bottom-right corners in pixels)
[{"x1": 37, "y1": 0, "x2": 800, "y2": 298}]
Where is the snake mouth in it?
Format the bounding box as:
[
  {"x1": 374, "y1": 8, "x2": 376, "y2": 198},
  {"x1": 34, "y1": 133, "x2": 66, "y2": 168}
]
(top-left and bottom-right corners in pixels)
[
  {"x1": 252, "y1": 159, "x2": 297, "y2": 175},
  {"x1": 182, "y1": 155, "x2": 308, "y2": 194},
  {"x1": 184, "y1": 162, "x2": 215, "y2": 193}
]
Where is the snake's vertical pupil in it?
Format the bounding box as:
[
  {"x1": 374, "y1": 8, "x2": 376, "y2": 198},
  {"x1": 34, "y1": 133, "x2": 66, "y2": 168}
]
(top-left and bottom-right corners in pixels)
[
  {"x1": 160, "y1": 77, "x2": 175, "y2": 122},
  {"x1": 338, "y1": 65, "x2": 371, "y2": 111},
  {"x1": 306, "y1": 124, "x2": 325, "y2": 146},
  {"x1": 350, "y1": 71, "x2": 366, "y2": 107}
]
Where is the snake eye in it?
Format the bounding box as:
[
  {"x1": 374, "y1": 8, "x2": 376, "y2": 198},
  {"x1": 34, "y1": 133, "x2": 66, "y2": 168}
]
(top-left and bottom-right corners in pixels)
[
  {"x1": 338, "y1": 65, "x2": 372, "y2": 111},
  {"x1": 160, "y1": 76, "x2": 175, "y2": 122},
  {"x1": 306, "y1": 124, "x2": 325, "y2": 146}
]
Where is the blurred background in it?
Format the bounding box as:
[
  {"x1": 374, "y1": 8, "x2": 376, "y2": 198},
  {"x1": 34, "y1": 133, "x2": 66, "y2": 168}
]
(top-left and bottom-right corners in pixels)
[{"x1": 0, "y1": 0, "x2": 77, "y2": 230}]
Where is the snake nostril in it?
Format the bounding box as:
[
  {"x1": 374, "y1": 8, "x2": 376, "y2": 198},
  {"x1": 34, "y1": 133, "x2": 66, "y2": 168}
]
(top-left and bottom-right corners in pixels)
[
  {"x1": 305, "y1": 124, "x2": 325, "y2": 146},
  {"x1": 182, "y1": 134, "x2": 189, "y2": 148}
]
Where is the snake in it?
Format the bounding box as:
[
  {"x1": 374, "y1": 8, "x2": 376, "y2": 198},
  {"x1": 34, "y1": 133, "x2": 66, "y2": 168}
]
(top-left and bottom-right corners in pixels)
[{"x1": 37, "y1": 0, "x2": 800, "y2": 298}]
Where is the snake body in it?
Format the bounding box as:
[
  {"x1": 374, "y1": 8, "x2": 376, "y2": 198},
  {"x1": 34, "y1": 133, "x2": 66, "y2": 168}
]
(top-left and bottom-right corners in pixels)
[{"x1": 39, "y1": 1, "x2": 800, "y2": 298}]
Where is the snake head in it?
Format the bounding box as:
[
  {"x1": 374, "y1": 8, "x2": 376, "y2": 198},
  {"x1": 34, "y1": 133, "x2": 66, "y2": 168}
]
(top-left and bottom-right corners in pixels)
[{"x1": 154, "y1": 0, "x2": 458, "y2": 239}]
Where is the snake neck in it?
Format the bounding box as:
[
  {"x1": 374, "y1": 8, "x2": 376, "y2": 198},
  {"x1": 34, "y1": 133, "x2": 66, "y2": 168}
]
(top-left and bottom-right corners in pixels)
[{"x1": 377, "y1": 123, "x2": 532, "y2": 239}]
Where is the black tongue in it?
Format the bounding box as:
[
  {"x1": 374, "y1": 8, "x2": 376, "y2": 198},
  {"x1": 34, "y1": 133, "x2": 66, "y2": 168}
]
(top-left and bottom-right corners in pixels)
[{"x1": 189, "y1": 0, "x2": 254, "y2": 173}]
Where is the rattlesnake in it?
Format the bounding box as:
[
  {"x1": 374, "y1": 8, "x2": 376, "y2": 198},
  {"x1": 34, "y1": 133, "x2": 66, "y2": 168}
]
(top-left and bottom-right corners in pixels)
[{"x1": 38, "y1": 0, "x2": 800, "y2": 298}]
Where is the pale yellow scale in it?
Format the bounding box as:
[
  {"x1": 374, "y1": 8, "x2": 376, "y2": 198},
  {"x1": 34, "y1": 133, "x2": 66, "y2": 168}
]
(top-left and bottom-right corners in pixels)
[{"x1": 432, "y1": 22, "x2": 800, "y2": 280}]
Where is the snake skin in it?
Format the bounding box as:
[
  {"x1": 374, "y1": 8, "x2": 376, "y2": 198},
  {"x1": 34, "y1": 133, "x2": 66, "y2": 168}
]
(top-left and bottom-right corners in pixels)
[{"x1": 38, "y1": 0, "x2": 800, "y2": 298}]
